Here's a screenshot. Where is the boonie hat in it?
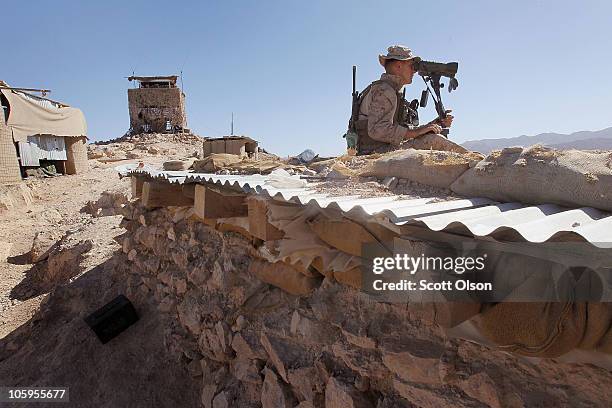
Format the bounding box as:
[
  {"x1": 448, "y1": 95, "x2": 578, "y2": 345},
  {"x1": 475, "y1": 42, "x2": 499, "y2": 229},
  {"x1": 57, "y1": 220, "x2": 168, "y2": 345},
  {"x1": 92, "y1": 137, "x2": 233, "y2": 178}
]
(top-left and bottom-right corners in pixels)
[{"x1": 379, "y1": 45, "x2": 421, "y2": 67}]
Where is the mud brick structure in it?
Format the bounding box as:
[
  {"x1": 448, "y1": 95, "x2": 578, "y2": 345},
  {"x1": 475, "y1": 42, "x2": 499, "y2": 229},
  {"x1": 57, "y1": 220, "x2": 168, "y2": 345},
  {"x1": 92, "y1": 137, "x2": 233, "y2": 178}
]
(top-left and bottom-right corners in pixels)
[
  {"x1": 202, "y1": 136, "x2": 258, "y2": 157},
  {"x1": 127, "y1": 76, "x2": 187, "y2": 134}
]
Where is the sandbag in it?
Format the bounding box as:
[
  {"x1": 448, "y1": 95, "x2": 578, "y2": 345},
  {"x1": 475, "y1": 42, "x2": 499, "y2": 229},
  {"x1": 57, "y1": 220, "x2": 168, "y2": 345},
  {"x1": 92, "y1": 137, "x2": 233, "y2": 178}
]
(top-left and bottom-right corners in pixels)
[
  {"x1": 475, "y1": 302, "x2": 612, "y2": 358},
  {"x1": 248, "y1": 259, "x2": 321, "y2": 296},
  {"x1": 451, "y1": 145, "x2": 612, "y2": 211},
  {"x1": 163, "y1": 159, "x2": 193, "y2": 171},
  {"x1": 359, "y1": 149, "x2": 483, "y2": 188},
  {"x1": 400, "y1": 133, "x2": 469, "y2": 153},
  {"x1": 193, "y1": 154, "x2": 242, "y2": 172}
]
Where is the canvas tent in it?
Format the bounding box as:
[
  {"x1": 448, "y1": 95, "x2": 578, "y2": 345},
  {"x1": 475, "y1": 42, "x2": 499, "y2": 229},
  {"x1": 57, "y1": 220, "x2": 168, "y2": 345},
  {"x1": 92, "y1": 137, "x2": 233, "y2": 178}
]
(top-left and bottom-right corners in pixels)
[{"x1": 0, "y1": 83, "x2": 89, "y2": 183}]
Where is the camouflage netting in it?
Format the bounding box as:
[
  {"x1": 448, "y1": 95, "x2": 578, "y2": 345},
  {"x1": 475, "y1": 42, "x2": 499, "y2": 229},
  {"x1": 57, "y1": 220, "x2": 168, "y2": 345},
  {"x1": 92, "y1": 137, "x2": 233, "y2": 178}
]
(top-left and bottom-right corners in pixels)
[{"x1": 451, "y1": 145, "x2": 612, "y2": 211}]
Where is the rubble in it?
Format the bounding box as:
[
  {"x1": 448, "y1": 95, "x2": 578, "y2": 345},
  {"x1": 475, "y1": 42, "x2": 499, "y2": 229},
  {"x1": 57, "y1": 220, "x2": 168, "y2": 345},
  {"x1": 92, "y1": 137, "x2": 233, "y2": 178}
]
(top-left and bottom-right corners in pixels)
[
  {"x1": 88, "y1": 132, "x2": 203, "y2": 163},
  {"x1": 82, "y1": 190, "x2": 129, "y2": 217}
]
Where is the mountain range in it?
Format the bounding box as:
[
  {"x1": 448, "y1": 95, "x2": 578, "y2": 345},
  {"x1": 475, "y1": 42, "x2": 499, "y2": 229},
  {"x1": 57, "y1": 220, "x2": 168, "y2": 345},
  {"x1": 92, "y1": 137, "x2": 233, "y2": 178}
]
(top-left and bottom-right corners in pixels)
[{"x1": 461, "y1": 127, "x2": 612, "y2": 154}]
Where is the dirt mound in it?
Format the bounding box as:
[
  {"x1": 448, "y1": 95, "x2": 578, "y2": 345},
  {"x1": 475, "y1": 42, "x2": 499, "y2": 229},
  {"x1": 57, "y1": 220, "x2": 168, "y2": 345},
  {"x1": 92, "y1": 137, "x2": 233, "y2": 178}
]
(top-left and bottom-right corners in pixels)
[
  {"x1": 89, "y1": 132, "x2": 203, "y2": 162},
  {"x1": 451, "y1": 145, "x2": 612, "y2": 210}
]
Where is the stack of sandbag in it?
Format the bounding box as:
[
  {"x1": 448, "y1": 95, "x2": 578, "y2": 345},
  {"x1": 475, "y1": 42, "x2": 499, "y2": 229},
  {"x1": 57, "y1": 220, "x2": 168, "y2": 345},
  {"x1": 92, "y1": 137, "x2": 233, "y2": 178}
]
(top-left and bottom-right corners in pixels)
[
  {"x1": 359, "y1": 148, "x2": 483, "y2": 188},
  {"x1": 400, "y1": 133, "x2": 470, "y2": 153},
  {"x1": 193, "y1": 153, "x2": 243, "y2": 172},
  {"x1": 450, "y1": 145, "x2": 612, "y2": 211},
  {"x1": 162, "y1": 159, "x2": 195, "y2": 171}
]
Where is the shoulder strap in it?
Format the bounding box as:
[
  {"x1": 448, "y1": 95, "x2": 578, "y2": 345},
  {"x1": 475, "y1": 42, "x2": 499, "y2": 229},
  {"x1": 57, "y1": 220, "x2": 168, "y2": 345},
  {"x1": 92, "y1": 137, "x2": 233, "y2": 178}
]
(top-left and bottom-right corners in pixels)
[{"x1": 359, "y1": 80, "x2": 402, "y2": 118}]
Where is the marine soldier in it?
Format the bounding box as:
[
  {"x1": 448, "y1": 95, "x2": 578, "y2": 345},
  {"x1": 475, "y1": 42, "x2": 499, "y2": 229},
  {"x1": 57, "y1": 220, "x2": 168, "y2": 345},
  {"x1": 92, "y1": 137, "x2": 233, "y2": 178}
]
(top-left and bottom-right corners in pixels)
[{"x1": 353, "y1": 45, "x2": 467, "y2": 155}]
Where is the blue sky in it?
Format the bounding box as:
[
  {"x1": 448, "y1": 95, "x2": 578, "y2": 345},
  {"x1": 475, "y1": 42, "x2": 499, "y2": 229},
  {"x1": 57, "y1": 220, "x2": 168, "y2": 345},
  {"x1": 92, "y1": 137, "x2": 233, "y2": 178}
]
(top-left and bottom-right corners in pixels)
[{"x1": 4, "y1": 1, "x2": 611, "y2": 156}]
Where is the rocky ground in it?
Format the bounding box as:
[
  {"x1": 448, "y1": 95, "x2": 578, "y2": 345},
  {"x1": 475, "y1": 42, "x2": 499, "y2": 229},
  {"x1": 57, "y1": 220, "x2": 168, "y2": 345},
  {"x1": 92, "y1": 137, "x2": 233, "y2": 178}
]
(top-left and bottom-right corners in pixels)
[{"x1": 88, "y1": 132, "x2": 203, "y2": 162}]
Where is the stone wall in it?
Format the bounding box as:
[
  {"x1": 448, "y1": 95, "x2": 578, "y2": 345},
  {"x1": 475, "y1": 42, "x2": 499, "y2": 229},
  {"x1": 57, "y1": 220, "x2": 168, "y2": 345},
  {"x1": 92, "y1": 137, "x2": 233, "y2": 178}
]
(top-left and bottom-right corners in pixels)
[
  {"x1": 116, "y1": 199, "x2": 612, "y2": 407},
  {"x1": 128, "y1": 88, "x2": 187, "y2": 133}
]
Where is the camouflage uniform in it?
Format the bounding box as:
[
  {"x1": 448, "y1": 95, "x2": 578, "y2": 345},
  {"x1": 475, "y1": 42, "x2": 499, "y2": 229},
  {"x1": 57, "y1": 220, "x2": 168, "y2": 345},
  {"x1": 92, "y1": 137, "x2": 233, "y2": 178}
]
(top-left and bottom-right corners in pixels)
[
  {"x1": 356, "y1": 73, "x2": 408, "y2": 155},
  {"x1": 353, "y1": 45, "x2": 467, "y2": 155}
]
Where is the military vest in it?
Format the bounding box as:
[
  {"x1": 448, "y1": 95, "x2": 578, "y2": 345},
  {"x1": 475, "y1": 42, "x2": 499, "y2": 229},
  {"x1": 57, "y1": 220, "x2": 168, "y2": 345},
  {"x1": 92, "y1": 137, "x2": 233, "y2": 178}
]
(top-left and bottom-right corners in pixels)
[{"x1": 350, "y1": 79, "x2": 418, "y2": 155}]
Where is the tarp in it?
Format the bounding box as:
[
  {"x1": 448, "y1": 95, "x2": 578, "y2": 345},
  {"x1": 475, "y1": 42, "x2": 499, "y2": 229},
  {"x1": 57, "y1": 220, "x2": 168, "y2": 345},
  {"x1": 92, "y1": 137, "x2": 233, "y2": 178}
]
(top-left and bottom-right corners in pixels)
[{"x1": 1, "y1": 89, "x2": 87, "y2": 142}]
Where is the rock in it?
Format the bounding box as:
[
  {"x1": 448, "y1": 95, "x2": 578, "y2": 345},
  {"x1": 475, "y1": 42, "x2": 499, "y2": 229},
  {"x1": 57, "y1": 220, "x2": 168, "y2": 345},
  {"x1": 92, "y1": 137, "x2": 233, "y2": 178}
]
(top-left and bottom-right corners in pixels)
[
  {"x1": 287, "y1": 366, "x2": 323, "y2": 402},
  {"x1": 231, "y1": 359, "x2": 262, "y2": 385},
  {"x1": 457, "y1": 372, "x2": 502, "y2": 408},
  {"x1": 231, "y1": 333, "x2": 264, "y2": 360},
  {"x1": 83, "y1": 191, "x2": 128, "y2": 217},
  {"x1": 354, "y1": 376, "x2": 369, "y2": 392},
  {"x1": 232, "y1": 315, "x2": 246, "y2": 332},
  {"x1": 148, "y1": 146, "x2": 160, "y2": 155},
  {"x1": 44, "y1": 239, "x2": 93, "y2": 286},
  {"x1": 325, "y1": 377, "x2": 373, "y2": 408},
  {"x1": 186, "y1": 358, "x2": 203, "y2": 377},
  {"x1": 30, "y1": 231, "x2": 61, "y2": 263},
  {"x1": 163, "y1": 160, "x2": 192, "y2": 171},
  {"x1": 212, "y1": 391, "x2": 229, "y2": 408},
  {"x1": 199, "y1": 328, "x2": 230, "y2": 362},
  {"x1": 87, "y1": 148, "x2": 105, "y2": 159},
  {"x1": 301, "y1": 169, "x2": 316, "y2": 176},
  {"x1": 261, "y1": 333, "x2": 310, "y2": 383},
  {"x1": 392, "y1": 381, "x2": 450, "y2": 407},
  {"x1": 215, "y1": 321, "x2": 232, "y2": 352},
  {"x1": 325, "y1": 162, "x2": 355, "y2": 180},
  {"x1": 126, "y1": 151, "x2": 142, "y2": 159},
  {"x1": 382, "y1": 176, "x2": 398, "y2": 189},
  {"x1": 261, "y1": 368, "x2": 295, "y2": 408},
  {"x1": 382, "y1": 350, "x2": 440, "y2": 385},
  {"x1": 290, "y1": 310, "x2": 300, "y2": 335},
  {"x1": 173, "y1": 278, "x2": 187, "y2": 295},
  {"x1": 177, "y1": 295, "x2": 203, "y2": 336}
]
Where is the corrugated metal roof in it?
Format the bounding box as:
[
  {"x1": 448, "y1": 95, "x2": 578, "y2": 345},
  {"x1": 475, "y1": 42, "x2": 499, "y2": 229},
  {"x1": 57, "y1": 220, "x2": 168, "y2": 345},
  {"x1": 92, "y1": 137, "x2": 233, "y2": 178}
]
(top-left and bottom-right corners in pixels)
[{"x1": 124, "y1": 167, "x2": 612, "y2": 248}]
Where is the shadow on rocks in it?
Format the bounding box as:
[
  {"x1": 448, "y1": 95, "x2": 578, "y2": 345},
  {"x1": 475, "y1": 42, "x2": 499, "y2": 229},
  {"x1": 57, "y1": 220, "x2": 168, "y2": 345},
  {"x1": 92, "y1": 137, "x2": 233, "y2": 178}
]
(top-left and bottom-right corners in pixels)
[{"x1": 0, "y1": 251, "x2": 201, "y2": 408}]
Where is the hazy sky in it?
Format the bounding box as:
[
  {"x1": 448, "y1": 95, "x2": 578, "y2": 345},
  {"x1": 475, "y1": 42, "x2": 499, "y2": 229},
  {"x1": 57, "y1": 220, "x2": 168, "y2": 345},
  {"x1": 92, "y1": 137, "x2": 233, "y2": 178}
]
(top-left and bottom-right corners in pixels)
[{"x1": 4, "y1": 1, "x2": 611, "y2": 156}]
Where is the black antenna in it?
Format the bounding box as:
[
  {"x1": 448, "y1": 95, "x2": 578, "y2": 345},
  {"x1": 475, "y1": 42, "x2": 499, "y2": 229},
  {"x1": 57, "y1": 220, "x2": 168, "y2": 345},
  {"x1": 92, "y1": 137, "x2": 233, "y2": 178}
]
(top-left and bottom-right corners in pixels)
[
  {"x1": 352, "y1": 65, "x2": 357, "y2": 97},
  {"x1": 180, "y1": 70, "x2": 184, "y2": 93},
  {"x1": 231, "y1": 112, "x2": 234, "y2": 135}
]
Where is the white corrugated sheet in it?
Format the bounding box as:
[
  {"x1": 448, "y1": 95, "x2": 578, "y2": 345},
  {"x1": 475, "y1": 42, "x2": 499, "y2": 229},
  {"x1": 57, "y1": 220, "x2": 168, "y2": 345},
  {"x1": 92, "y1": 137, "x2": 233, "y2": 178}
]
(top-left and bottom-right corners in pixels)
[{"x1": 125, "y1": 168, "x2": 612, "y2": 248}]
